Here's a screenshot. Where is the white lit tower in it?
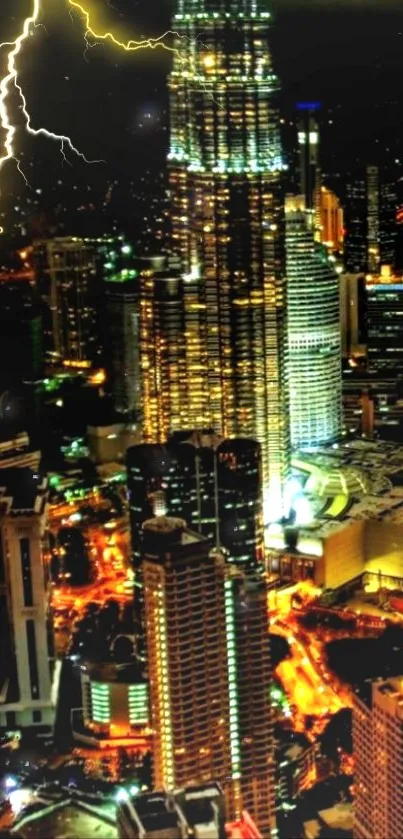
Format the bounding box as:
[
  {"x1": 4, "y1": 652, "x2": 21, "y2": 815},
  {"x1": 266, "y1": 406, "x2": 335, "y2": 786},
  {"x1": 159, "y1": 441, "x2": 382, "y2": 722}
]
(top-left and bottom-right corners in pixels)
[{"x1": 168, "y1": 0, "x2": 290, "y2": 518}]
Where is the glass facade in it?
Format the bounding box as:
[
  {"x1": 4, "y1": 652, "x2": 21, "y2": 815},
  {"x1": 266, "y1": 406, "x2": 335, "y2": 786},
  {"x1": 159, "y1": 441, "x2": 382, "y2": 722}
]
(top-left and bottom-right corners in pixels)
[
  {"x1": 367, "y1": 269, "x2": 403, "y2": 376},
  {"x1": 168, "y1": 0, "x2": 290, "y2": 507},
  {"x1": 286, "y1": 208, "x2": 342, "y2": 449},
  {"x1": 127, "y1": 436, "x2": 264, "y2": 569}
]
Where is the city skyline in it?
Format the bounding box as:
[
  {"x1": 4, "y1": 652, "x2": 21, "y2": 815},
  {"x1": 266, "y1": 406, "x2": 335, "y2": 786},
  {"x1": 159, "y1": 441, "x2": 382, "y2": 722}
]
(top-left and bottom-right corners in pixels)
[{"x1": 1, "y1": 2, "x2": 403, "y2": 839}]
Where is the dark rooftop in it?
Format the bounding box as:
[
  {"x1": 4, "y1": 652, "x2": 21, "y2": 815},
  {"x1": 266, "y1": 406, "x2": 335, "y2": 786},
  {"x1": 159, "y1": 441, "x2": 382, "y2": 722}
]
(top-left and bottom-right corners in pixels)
[{"x1": 0, "y1": 467, "x2": 47, "y2": 516}]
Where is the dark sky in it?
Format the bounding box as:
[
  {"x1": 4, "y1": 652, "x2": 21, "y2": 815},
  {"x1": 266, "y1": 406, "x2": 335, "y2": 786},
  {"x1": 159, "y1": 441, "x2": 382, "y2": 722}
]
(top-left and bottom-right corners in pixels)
[{"x1": 0, "y1": 0, "x2": 402, "y2": 232}]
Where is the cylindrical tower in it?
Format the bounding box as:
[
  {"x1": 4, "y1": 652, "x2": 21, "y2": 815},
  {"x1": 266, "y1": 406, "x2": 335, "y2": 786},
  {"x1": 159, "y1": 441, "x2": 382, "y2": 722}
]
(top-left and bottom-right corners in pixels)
[
  {"x1": 168, "y1": 0, "x2": 290, "y2": 516},
  {"x1": 285, "y1": 206, "x2": 342, "y2": 449}
]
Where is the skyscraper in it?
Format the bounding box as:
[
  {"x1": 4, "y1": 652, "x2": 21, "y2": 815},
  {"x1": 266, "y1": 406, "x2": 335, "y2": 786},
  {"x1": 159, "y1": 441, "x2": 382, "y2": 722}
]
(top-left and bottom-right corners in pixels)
[
  {"x1": 33, "y1": 237, "x2": 98, "y2": 366},
  {"x1": 296, "y1": 102, "x2": 321, "y2": 229},
  {"x1": 353, "y1": 677, "x2": 403, "y2": 839},
  {"x1": 285, "y1": 204, "x2": 342, "y2": 449},
  {"x1": 104, "y1": 272, "x2": 140, "y2": 418},
  {"x1": 138, "y1": 258, "x2": 184, "y2": 444},
  {"x1": 344, "y1": 165, "x2": 397, "y2": 275},
  {"x1": 0, "y1": 467, "x2": 55, "y2": 731},
  {"x1": 168, "y1": 0, "x2": 290, "y2": 512},
  {"x1": 142, "y1": 517, "x2": 276, "y2": 834},
  {"x1": 127, "y1": 434, "x2": 264, "y2": 570},
  {"x1": 366, "y1": 265, "x2": 403, "y2": 376}
]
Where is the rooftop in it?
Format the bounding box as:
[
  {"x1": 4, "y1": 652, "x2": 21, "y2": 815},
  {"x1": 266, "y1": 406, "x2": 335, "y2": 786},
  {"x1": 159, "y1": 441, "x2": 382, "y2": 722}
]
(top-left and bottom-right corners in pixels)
[
  {"x1": 14, "y1": 800, "x2": 117, "y2": 839},
  {"x1": 0, "y1": 468, "x2": 47, "y2": 517}
]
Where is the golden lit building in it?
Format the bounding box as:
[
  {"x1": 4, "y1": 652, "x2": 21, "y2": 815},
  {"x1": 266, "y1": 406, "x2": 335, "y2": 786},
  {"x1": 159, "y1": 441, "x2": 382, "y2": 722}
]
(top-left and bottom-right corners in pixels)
[
  {"x1": 142, "y1": 516, "x2": 276, "y2": 835},
  {"x1": 353, "y1": 677, "x2": 403, "y2": 839},
  {"x1": 168, "y1": 0, "x2": 290, "y2": 512},
  {"x1": 138, "y1": 258, "x2": 185, "y2": 443},
  {"x1": 319, "y1": 186, "x2": 344, "y2": 253}
]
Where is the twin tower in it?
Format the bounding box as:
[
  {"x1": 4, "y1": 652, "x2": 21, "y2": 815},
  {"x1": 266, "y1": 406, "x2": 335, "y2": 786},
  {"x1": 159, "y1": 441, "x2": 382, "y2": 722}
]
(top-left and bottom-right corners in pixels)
[{"x1": 145, "y1": 0, "x2": 341, "y2": 518}]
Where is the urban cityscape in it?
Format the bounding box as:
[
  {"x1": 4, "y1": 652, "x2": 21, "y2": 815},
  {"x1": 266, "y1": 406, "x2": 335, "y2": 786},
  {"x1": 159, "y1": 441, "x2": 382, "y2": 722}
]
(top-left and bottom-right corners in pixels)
[{"x1": 0, "y1": 0, "x2": 402, "y2": 837}]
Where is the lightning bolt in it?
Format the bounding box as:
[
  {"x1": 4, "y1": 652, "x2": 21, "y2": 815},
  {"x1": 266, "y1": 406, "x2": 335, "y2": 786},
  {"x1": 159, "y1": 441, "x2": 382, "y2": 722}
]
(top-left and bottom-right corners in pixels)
[
  {"x1": 0, "y1": 0, "x2": 105, "y2": 233},
  {"x1": 0, "y1": 0, "x2": 200, "y2": 234},
  {"x1": 68, "y1": 1, "x2": 188, "y2": 61}
]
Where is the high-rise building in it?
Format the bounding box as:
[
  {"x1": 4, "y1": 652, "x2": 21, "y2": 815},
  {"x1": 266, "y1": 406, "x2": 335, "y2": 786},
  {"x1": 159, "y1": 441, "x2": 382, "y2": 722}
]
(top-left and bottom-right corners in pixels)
[
  {"x1": 0, "y1": 467, "x2": 55, "y2": 731},
  {"x1": 138, "y1": 257, "x2": 184, "y2": 444},
  {"x1": 366, "y1": 265, "x2": 403, "y2": 376},
  {"x1": 353, "y1": 677, "x2": 403, "y2": 839},
  {"x1": 318, "y1": 186, "x2": 344, "y2": 253},
  {"x1": 340, "y1": 273, "x2": 367, "y2": 357},
  {"x1": 127, "y1": 433, "x2": 264, "y2": 570},
  {"x1": 104, "y1": 273, "x2": 140, "y2": 418},
  {"x1": 296, "y1": 102, "x2": 321, "y2": 229},
  {"x1": 168, "y1": 0, "x2": 290, "y2": 509},
  {"x1": 344, "y1": 165, "x2": 397, "y2": 275},
  {"x1": 285, "y1": 204, "x2": 342, "y2": 449},
  {"x1": 33, "y1": 237, "x2": 98, "y2": 366},
  {"x1": 142, "y1": 517, "x2": 276, "y2": 834}
]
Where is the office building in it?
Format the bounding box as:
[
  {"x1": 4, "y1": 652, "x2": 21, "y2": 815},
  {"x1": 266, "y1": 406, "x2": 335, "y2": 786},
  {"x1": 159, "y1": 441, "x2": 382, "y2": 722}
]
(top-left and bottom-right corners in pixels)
[
  {"x1": 138, "y1": 257, "x2": 184, "y2": 444},
  {"x1": 168, "y1": 0, "x2": 290, "y2": 509},
  {"x1": 127, "y1": 433, "x2": 264, "y2": 569},
  {"x1": 340, "y1": 273, "x2": 367, "y2": 356},
  {"x1": 117, "y1": 783, "x2": 226, "y2": 839},
  {"x1": 285, "y1": 204, "x2": 342, "y2": 449},
  {"x1": 296, "y1": 102, "x2": 321, "y2": 229},
  {"x1": 104, "y1": 270, "x2": 140, "y2": 418},
  {"x1": 0, "y1": 468, "x2": 55, "y2": 731},
  {"x1": 33, "y1": 237, "x2": 98, "y2": 365},
  {"x1": 353, "y1": 677, "x2": 403, "y2": 839},
  {"x1": 344, "y1": 165, "x2": 397, "y2": 274},
  {"x1": 142, "y1": 517, "x2": 276, "y2": 834},
  {"x1": 318, "y1": 186, "x2": 344, "y2": 253},
  {"x1": 366, "y1": 265, "x2": 403, "y2": 376}
]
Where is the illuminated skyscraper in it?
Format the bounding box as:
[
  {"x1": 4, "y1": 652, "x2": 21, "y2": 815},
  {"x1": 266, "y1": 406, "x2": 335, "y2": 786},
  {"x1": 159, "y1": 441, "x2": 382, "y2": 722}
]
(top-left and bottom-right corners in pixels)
[
  {"x1": 33, "y1": 237, "x2": 98, "y2": 366},
  {"x1": 353, "y1": 677, "x2": 403, "y2": 839},
  {"x1": 366, "y1": 265, "x2": 403, "y2": 377},
  {"x1": 344, "y1": 165, "x2": 397, "y2": 275},
  {"x1": 168, "y1": 0, "x2": 290, "y2": 512},
  {"x1": 104, "y1": 273, "x2": 140, "y2": 418},
  {"x1": 285, "y1": 203, "x2": 342, "y2": 449},
  {"x1": 0, "y1": 467, "x2": 55, "y2": 732},
  {"x1": 138, "y1": 258, "x2": 184, "y2": 444},
  {"x1": 142, "y1": 517, "x2": 276, "y2": 834},
  {"x1": 296, "y1": 102, "x2": 321, "y2": 230}
]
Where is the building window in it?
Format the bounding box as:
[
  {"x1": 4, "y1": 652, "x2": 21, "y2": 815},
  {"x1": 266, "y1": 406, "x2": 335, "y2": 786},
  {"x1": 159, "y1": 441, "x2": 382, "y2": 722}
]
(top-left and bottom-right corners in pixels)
[
  {"x1": 26, "y1": 620, "x2": 40, "y2": 699},
  {"x1": 20, "y1": 538, "x2": 33, "y2": 607},
  {"x1": 32, "y1": 710, "x2": 42, "y2": 724}
]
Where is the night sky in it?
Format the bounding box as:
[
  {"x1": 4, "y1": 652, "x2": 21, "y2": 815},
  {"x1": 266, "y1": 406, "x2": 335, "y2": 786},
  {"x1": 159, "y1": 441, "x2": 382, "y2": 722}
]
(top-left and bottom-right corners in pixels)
[{"x1": 0, "y1": 0, "x2": 402, "y2": 235}]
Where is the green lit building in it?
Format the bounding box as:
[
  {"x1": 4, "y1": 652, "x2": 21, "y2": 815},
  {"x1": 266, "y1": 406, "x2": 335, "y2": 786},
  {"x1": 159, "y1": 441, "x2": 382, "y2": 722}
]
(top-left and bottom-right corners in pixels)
[
  {"x1": 168, "y1": 0, "x2": 290, "y2": 516},
  {"x1": 285, "y1": 206, "x2": 342, "y2": 449},
  {"x1": 142, "y1": 516, "x2": 276, "y2": 835}
]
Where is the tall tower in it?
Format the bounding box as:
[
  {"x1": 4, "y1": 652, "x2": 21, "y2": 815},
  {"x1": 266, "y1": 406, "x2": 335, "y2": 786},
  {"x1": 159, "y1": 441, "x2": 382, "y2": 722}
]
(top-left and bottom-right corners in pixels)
[
  {"x1": 285, "y1": 204, "x2": 342, "y2": 449},
  {"x1": 104, "y1": 274, "x2": 140, "y2": 418},
  {"x1": 0, "y1": 468, "x2": 55, "y2": 731},
  {"x1": 296, "y1": 102, "x2": 321, "y2": 231},
  {"x1": 142, "y1": 517, "x2": 276, "y2": 835},
  {"x1": 353, "y1": 677, "x2": 403, "y2": 839},
  {"x1": 168, "y1": 0, "x2": 290, "y2": 514}
]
